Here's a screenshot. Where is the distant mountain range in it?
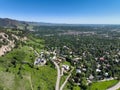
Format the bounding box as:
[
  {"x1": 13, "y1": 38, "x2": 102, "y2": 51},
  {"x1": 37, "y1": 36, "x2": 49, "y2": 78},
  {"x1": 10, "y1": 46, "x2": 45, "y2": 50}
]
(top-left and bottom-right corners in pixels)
[
  {"x1": 0, "y1": 18, "x2": 28, "y2": 29},
  {"x1": 0, "y1": 18, "x2": 58, "y2": 30},
  {"x1": 0, "y1": 18, "x2": 65, "y2": 28},
  {"x1": 0, "y1": 18, "x2": 119, "y2": 30},
  {"x1": 0, "y1": 18, "x2": 94, "y2": 28}
]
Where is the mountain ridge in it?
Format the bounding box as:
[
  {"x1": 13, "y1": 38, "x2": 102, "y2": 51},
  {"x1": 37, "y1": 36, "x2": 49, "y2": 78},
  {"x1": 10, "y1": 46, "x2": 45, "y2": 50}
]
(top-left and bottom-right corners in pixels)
[{"x1": 0, "y1": 17, "x2": 119, "y2": 30}]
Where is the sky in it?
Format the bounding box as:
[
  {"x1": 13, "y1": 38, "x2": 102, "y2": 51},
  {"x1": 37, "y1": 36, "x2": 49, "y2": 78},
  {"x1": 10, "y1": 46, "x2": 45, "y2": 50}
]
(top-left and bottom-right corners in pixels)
[{"x1": 0, "y1": 0, "x2": 120, "y2": 24}]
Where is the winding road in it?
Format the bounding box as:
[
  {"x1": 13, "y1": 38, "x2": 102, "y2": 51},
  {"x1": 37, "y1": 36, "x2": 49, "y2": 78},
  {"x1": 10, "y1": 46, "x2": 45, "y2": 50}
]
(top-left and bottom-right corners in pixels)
[
  {"x1": 51, "y1": 60, "x2": 61, "y2": 90},
  {"x1": 60, "y1": 68, "x2": 74, "y2": 90},
  {"x1": 60, "y1": 73, "x2": 71, "y2": 90},
  {"x1": 32, "y1": 48, "x2": 61, "y2": 90},
  {"x1": 107, "y1": 81, "x2": 120, "y2": 90}
]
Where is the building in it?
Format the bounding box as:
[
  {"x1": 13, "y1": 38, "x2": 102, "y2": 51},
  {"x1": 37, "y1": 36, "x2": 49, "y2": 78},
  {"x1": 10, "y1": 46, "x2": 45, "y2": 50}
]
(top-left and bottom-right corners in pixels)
[{"x1": 34, "y1": 58, "x2": 46, "y2": 66}]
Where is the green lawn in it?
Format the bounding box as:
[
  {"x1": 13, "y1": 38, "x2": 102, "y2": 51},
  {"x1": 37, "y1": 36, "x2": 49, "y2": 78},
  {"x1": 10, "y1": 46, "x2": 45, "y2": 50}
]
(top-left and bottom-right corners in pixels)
[
  {"x1": 62, "y1": 61, "x2": 71, "y2": 66},
  {"x1": 88, "y1": 80, "x2": 119, "y2": 90}
]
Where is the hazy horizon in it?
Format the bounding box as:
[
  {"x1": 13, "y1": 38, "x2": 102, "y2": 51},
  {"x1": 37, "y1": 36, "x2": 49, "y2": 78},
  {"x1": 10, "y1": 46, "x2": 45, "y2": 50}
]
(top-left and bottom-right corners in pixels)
[{"x1": 0, "y1": 0, "x2": 120, "y2": 24}]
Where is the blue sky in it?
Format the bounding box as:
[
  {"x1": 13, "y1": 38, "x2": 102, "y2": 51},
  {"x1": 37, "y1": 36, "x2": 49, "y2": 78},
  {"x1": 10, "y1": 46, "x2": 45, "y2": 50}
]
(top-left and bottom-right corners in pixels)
[{"x1": 0, "y1": 0, "x2": 120, "y2": 24}]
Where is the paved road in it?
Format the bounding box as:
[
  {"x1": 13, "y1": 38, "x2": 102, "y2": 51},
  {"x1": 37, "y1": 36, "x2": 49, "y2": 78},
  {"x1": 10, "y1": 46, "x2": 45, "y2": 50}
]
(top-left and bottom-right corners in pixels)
[
  {"x1": 52, "y1": 60, "x2": 61, "y2": 90},
  {"x1": 32, "y1": 48, "x2": 61, "y2": 90},
  {"x1": 60, "y1": 73, "x2": 71, "y2": 90},
  {"x1": 60, "y1": 68, "x2": 74, "y2": 90},
  {"x1": 107, "y1": 81, "x2": 120, "y2": 90}
]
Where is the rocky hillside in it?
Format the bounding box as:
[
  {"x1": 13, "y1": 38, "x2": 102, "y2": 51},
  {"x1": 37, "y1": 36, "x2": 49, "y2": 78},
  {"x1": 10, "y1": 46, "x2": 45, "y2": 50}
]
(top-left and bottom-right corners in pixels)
[{"x1": 0, "y1": 29, "x2": 27, "y2": 56}]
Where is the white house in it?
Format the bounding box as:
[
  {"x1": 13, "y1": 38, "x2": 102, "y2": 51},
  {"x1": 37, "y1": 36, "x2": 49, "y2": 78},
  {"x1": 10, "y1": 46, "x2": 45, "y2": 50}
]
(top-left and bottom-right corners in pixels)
[
  {"x1": 62, "y1": 65, "x2": 70, "y2": 71},
  {"x1": 34, "y1": 58, "x2": 46, "y2": 66},
  {"x1": 76, "y1": 69, "x2": 81, "y2": 74}
]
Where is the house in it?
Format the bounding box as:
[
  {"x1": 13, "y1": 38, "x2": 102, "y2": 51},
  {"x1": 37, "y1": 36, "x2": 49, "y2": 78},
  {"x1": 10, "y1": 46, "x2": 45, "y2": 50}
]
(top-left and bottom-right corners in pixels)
[
  {"x1": 115, "y1": 59, "x2": 119, "y2": 63},
  {"x1": 54, "y1": 56, "x2": 66, "y2": 64},
  {"x1": 118, "y1": 52, "x2": 120, "y2": 55},
  {"x1": 40, "y1": 52, "x2": 44, "y2": 57},
  {"x1": 95, "y1": 57, "x2": 98, "y2": 61},
  {"x1": 87, "y1": 79, "x2": 92, "y2": 84},
  {"x1": 34, "y1": 58, "x2": 46, "y2": 66},
  {"x1": 89, "y1": 74, "x2": 94, "y2": 80},
  {"x1": 82, "y1": 68, "x2": 87, "y2": 72},
  {"x1": 96, "y1": 68, "x2": 101, "y2": 72},
  {"x1": 72, "y1": 58, "x2": 80, "y2": 65},
  {"x1": 76, "y1": 69, "x2": 81, "y2": 74},
  {"x1": 99, "y1": 57, "x2": 105, "y2": 61},
  {"x1": 63, "y1": 46, "x2": 69, "y2": 50},
  {"x1": 97, "y1": 64, "x2": 101, "y2": 68},
  {"x1": 62, "y1": 65, "x2": 70, "y2": 71},
  {"x1": 69, "y1": 51, "x2": 73, "y2": 54},
  {"x1": 104, "y1": 72, "x2": 109, "y2": 77},
  {"x1": 53, "y1": 56, "x2": 57, "y2": 60},
  {"x1": 61, "y1": 65, "x2": 70, "y2": 75}
]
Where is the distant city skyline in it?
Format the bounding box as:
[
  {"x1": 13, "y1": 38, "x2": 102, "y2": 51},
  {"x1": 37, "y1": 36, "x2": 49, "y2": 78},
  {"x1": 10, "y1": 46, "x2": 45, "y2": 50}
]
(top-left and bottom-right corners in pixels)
[{"x1": 0, "y1": 0, "x2": 120, "y2": 24}]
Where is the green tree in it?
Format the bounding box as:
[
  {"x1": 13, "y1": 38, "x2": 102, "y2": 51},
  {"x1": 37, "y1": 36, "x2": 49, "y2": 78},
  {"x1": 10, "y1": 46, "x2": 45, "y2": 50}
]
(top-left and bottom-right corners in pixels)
[{"x1": 73, "y1": 85, "x2": 81, "y2": 90}]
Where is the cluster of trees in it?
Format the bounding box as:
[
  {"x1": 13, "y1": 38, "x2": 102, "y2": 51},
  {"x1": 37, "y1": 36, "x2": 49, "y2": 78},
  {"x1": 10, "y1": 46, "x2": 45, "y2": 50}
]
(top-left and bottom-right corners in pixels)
[
  {"x1": 43, "y1": 35, "x2": 120, "y2": 89},
  {"x1": 33, "y1": 25, "x2": 120, "y2": 36},
  {"x1": 1, "y1": 25, "x2": 120, "y2": 90},
  {"x1": 34, "y1": 25, "x2": 120, "y2": 90}
]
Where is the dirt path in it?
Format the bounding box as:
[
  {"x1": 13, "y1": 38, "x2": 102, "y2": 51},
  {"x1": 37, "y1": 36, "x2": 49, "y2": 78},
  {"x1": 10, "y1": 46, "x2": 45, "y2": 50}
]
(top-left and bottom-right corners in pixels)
[
  {"x1": 23, "y1": 75, "x2": 33, "y2": 90},
  {"x1": 28, "y1": 76, "x2": 34, "y2": 90}
]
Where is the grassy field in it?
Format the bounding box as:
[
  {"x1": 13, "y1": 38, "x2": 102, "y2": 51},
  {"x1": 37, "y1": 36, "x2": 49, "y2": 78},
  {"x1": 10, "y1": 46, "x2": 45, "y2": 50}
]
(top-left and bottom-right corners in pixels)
[
  {"x1": 0, "y1": 65, "x2": 57, "y2": 90},
  {"x1": 0, "y1": 36, "x2": 57, "y2": 90},
  {"x1": 26, "y1": 36, "x2": 44, "y2": 52},
  {"x1": 63, "y1": 80, "x2": 119, "y2": 90},
  {"x1": 60, "y1": 75, "x2": 68, "y2": 87},
  {"x1": 88, "y1": 80, "x2": 119, "y2": 90},
  {"x1": 31, "y1": 65, "x2": 57, "y2": 90}
]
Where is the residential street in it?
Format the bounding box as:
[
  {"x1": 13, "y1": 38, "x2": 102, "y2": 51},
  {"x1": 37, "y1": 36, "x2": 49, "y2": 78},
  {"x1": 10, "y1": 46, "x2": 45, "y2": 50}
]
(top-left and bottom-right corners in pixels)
[
  {"x1": 107, "y1": 81, "x2": 120, "y2": 90},
  {"x1": 51, "y1": 60, "x2": 61, "y2": 90},
  {"x1": 60, "y1": 68, "x2": 74, "y2": 90}
]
